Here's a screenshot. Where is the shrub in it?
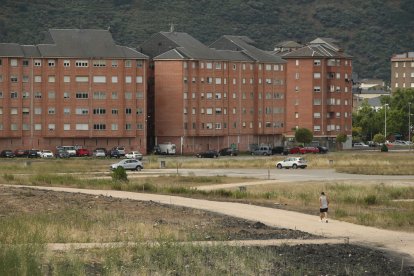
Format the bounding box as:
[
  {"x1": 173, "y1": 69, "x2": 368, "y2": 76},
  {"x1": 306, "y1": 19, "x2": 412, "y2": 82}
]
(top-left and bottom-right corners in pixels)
[
  {"x1": 364, "y1": 195, "x2": 377, "y2": 205},
  {"x1": 380, "y1": 144, "x2": 388, "y2": 152},
  {"x1": 3, "y1": 174, "x2": 15, "y2": 182},
  {"x1": 111, "y1": 167, "x2": 128, "y2": 182}
]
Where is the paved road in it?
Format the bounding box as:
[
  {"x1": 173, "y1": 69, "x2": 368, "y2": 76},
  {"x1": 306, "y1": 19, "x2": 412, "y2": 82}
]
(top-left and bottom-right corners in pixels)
[{"x1": 10, "y1": 184, "x2": 414, "y2": 264}]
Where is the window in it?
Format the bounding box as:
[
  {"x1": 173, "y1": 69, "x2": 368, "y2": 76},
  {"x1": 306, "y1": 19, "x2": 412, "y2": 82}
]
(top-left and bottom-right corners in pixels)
[
  {"x1": 75, "y1": 60, "x2": 88, "y2": 67},
  {"x1": 0, "y1": 75, "x2": 2, "y2": 82},
  {"x1": 34, "y1": 60, "x2": 41, "y2": 67},
  {"x1": 76, "y1": 92, "x2": 88, "y2": 99},
  {"x1": 265, "y1": 64, "x2": 272, "y2": 71},
  {"x1": 10, "y1": 108, "x2": 18, "y2": 115},
  {"x1": 48, "y1": 92, "x2": 55, "y2": 99},
  {"x1": 63, "y1": 60, "x2": 70, "y2": 67},
  {"x1": 111, "y1": 124, "x2": 118, "y2": 130},
  {"x1": 206, "y1": 123, "x2": 213, "y2": 129},
  {"x1": 23, "y1": 60, "x2": 29, "y2": 67},
  {"x1": 295, "y1": 73, "x2": 300, "y2": 80},
  {"x1": 64, "y1": 108, "x2": 70, "y2": 115},
  {"x1": 34, "y1": 108, "x2": 42, "y2": 115},
  {"x1": 112, "y1": 60, "x2": 118, "y2": 67},
  {"x1": 112, "y1": 109, "x2": 118, "y2": 115},
  {"x1": 206, "y1": 92, "x2": 213, "y2": 99},
  {"x1": 137, "y1": 60, "x2": 143, "y2": 68},
  {"x1": 125, "y1": 92, "x2": 132, "y2": 100},
  {"x1": 206, "y1": 108, "x2": 213, "y2": 115},
  {"x1": 215, "y1": 123, "x2": 222, "y2": 129},
  {"x1": 136, "y1": 108, "x2": 143, "y2": 115},
  {"x1": 10, "y1": 76, "x2": 18, "y2": 83},
  {"x1": 336, "y1": 73, "x2": 341, "y2": 79},
  {"x1": 35, "y1": 92, "x2": 42, "y2": 99},
  {"x1": 93, "y1": 92, "x2": 106, "y2": 99},
  {"x1": 34, "y1": 124, "x2": 41, "y2": 130},
  {"x1": 215, "y1": 78, "x2": 221, "y2": 84},
  {"x1": 93, "y1": 76, "x2": 106, "y2": 83},
  {"x1": 76, "y1": 124, "x2": 89, "y2": 130},
  {"x1": 93, "y1": 108, "x2": 106, "y2": 115},
  {"x1": 93, "y1": 124, "x2": 106, "y2": 130},
  {"x1": 75, "y1": 76, "x2": 89, "y2": 82},
  {"x1": 64, "y1": 76, "x2": 70, "y2": 83},
  {"x1": 22, "y1": 108, "x2": 29, "y2": 115},
  {"x1": 314, "y1": 125, "x2": 321, "y2": 132},
  {"x1": 215, "y1": 93, "x2": 222, "y2": 99},
  {"x1": 112, "y1": 76, "x2": 118, "y2": 83},
  {"x1": 215, "y1": 62, "x2": 221, "y2": 69},
  {"x1": 314, "y1": 59, "x2": 321, "y2": 66},
  {"x1": 22, "y1": 92, "x2": 29, "y2": 99},
  {"x1": 314, "y1": 112, "x2": 321, "y2": 118},
  {"x1": 48, "y1": 76, "x2": 55, "y2": 83},
  {"x1": 314, "y1": 86, "x2": 321, "y2": 92},
  {"x1": 63, "y1": 92, "x2": 70, "y2": 99},
  {"x1": 136, "y1": 92, "x2": 144, "y2": 99},
  {"x1": 75, "y1": 108, "x2": 89, "y2": 115},
  {"x1": 64, "y1": 124, "x2": 70, "y2": 131},
  {"x1": 136, "y1": 76, "x2": 143, "y2": 83},
  {"x1": 125, "y1": 108, "x2": 132, "y2": 114},
  {"x1": 93, "y1": 60, "x2": 106, "y2": 67},
  {"x1": 125, "y1": 76, "x2": 132, "y2": 83},
  {"x1": 215, "y1": 108, "x2": 222, "y2": 115},
  {"x1": 48, "y1": 107, "x2": 55, "y2": 114},
  {"x1": 11, "y1": 124, "x2": 18, "y2": 131},
  {"x1": 295, "y1": 60, "x2": 299, "y2": 66},
  {"x1": 314, "y1": 73, "x2": 321, "y2": 79},
  {"x1": 10, "y1": 59, "x2": 18, "y2": 66},
  {"x1": 48, "y1": 60, "x2": 55, "y2": 67},
  {"x1": 35, "y1": 76, "x2": 42, "y2": 82},
  {"x1": 313, "y1": 99, "x2": 321, "y2": 105},
  {"x1": 183, "y1": 107, "x2": 188, "y2": 115},
  {"x1": 125, "y1": 123, "x2": 132, "y2": 130},
  {"x1": 11, "y1": 92, "x2": 18, "y2": 99},
  {"x1": 206, "y1": 62, "x2": 212, "y2": 69},
  {"x1": 112, "y1": 92, "x2": 118, "y2": 99}
]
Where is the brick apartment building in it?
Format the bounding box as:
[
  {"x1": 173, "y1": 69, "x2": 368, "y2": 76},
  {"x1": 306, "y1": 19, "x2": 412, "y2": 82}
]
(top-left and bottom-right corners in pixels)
[
  {"x1": 276, "y1": 38, "x2": 353, "y2": 148},
  {"x1": 0, "y1": 29, "x2": 149, "y2": 153},
  {"x1": 140, "y1": 32, "x2": 287, "y2": 154},
  {"x1": 391, "y1": 52, "x2": 414, "y2": 92}
]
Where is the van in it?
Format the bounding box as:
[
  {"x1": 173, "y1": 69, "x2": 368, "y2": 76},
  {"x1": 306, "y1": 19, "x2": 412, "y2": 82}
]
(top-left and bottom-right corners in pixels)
[{"x1": 251, "y1": 145, "x2": 272, "y2": 156}]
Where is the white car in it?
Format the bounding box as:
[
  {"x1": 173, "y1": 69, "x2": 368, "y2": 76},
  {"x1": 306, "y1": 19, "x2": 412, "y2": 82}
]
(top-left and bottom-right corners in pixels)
[
  {"x1": 125, "y1": 151, "x2": 143, "y2": 160},
  {"x1": 93, "y1": 149, "x2": 106, "y2": 157},
  {"x1": 110, "y1": 159, "x2": 143, "y2": 171},
  {"x1": 40, "y1": 150, "x2": 54, "y2": 158},
  {"x1": 353, "y1": 142, "x2": 369, "y2": 148},
  {"x1": 276, "y1": 157, "x2": 307, "y2": 169}
]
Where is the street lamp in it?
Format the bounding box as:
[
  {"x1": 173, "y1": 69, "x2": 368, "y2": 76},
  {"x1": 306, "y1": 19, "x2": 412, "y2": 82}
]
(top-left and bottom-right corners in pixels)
[
  {"x1": 409, "y1": 102, "x2": 411, "y2": 144},
  {"x1": 384, "y1": 103, "x2": 389, "y2": 140}
]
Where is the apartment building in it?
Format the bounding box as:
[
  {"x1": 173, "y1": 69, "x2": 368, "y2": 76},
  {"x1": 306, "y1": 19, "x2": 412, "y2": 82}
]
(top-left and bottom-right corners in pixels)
[
  {"x1": 140, "y1": 32, "x2": 286, "y2": 154},
  {"x1": 391, "y1": 52, "x2": 414, "y2": 92},
  {"x1": 279, "y1": 38, "x2": 353, "y2": 148},
  {"x1": 0, "y1": 29, "x2": 149, "y2": 152}
]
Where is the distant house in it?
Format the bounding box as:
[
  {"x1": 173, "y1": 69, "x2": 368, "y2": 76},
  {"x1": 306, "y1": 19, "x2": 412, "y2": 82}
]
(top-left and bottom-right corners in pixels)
[
  {"x1": 272, "y1": 41, "x2": 303, "y2": 54},
  {"x1": 352, "y1": 77, "x2": 389, "y2": 112}
]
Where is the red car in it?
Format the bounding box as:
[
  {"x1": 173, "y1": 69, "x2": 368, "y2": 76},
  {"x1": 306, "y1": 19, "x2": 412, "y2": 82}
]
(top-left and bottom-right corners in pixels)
[
  {"x1": 289, "y1": 146, "x2": 319, "y2": 154},
  {"x1": 76, "y1": 148, "x2": 91, "y2": 157}
]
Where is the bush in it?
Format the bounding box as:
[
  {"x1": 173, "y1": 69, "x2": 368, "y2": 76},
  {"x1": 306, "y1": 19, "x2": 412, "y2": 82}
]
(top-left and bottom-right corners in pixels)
[
  {"x1": 364, "y1": 195, "x2": 377, "y2": 205},
  {"x1": 380, "y1": 144, "x2": 388, "y2": 152},
  {"x1": 111, "y1": 167, "x2": 128, "y2": 182}
]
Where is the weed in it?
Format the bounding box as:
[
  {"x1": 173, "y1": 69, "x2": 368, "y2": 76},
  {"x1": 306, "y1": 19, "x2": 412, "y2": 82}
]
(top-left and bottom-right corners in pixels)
[
  {"x1": 2, "y1": 174, "x2": 15, "y2": 182},
  {"x1": 111, "y1": 167, "x2": 128, "y2": 182},
  {"x1": 364, "y1": 195, "x2": 377, "y2": 205}
]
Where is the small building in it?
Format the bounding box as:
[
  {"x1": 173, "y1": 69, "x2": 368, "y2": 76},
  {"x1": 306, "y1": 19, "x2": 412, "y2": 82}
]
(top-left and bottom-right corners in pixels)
[{"x1": 391, "y1": 52, "x2": 414, "y2": 92}]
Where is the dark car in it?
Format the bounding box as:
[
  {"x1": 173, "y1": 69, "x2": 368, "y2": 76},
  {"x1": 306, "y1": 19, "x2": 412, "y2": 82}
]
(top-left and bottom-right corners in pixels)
[
  {"x1": 218, "y1": 148, "x2": 239, "y2": 156},
  {"x1": 0, "y1": 150, "x2": 15, "y2": 158},
  {"x1": 56, "y1": 149, "x2": 70, "y2": 158},
  {"x1": 316, "y1": 146, "x2": 329, "y2": 154},
  {"x1": 109, "y1": 149, "x2": 121, "y2": 158},
  {"x1": 27, "y1": 150, "x2": 39, "y2": 158},
  {"x1": 272, "y1": 146, "x2": 289, "y2": 155},
  {"x1": 196, "y1": 150, "x2": 219, "y2": 158},
  {"x1": 14, "y1": 149, "x2": 28, "y2": 157}
]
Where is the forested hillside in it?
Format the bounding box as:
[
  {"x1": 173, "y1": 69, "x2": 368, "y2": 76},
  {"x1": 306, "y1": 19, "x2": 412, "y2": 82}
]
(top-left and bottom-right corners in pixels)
[{"x1": 0, "y1": 0, "x2": 413, "y2": 82}]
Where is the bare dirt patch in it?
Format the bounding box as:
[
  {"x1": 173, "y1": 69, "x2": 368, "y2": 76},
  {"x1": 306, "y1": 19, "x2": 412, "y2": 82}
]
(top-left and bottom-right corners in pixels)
[{"x1": 1, "y1": 186, "x2": 413, "y2": 274}]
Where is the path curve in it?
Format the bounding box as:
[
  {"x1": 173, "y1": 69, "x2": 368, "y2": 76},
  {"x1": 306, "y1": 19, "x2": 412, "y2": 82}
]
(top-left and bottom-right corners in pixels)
[{"x1": 6, "y1": 184, "x2": 414, "y2": 264}]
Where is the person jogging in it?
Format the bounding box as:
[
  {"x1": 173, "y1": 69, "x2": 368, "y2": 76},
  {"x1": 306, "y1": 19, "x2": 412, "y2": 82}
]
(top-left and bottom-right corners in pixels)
[{"x1": 319, "y1": 192, "x2": 329, "y2": 223}]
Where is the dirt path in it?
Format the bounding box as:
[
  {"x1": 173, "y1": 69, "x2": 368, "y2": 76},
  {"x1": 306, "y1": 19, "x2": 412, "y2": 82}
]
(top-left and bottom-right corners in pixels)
[{"x1": 6, "y1": 185, "x2": 414, "y2": 264}]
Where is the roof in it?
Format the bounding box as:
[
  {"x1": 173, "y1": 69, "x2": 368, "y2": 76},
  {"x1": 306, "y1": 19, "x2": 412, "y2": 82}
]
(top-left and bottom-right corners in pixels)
[
  {"x1": 282, "y1": 44, "x2": 351, "y2": 59},
  {"x1": 0, "y1": 29, "x2": 147, "y2": 59},
  {"x1": 274, "y1": 40, "x2": 303, "y2": 48},
  {"x1": 309, "y1": 37, "x2": 341, "y2": 51},
  {"x1": 210, "y1": 35, "x2": 286, "y2": 63},
  {"x1": 154, "y1": 31, "x2": 221, "y2": 60}
]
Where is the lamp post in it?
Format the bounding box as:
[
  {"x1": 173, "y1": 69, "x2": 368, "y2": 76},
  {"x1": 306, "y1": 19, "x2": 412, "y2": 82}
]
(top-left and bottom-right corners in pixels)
[
  {"x1": 384, "y1": 104, "x2": 389, "y2": 140},
  {"x1": 409, "y1": 103, "x2": 412, "y2": 149}
]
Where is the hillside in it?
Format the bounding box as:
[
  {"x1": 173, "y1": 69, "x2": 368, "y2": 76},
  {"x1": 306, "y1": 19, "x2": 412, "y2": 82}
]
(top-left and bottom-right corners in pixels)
[{"x1": 0, "y1": 0, "x2": 413, "y2": 82}]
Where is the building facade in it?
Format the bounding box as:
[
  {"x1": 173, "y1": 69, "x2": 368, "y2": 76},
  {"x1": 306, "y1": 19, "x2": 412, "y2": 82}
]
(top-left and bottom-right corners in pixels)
[
  {"x1": 280, "y1": 39, "x2": 353, "y2": 148},
  {"x1": 391, "y1": 52, "x2": 414, "y2": 92},
  {"x1": 140, "y1": 32, "x2": 287, "y2": 154},
  {"x1": 0, "y1": 29, "x2": 149, "y2": 152}
]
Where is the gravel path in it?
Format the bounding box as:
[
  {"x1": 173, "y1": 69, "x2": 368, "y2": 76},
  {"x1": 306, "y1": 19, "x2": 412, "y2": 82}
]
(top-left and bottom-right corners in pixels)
[{"x1": 8, "y1": 184, "x2": 414, "y2": 265}]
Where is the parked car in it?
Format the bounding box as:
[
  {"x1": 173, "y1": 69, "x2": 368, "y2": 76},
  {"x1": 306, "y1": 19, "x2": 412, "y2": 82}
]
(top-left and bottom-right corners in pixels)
[
  {"x1": 196, "y1": 150, "x2": 219, "y2": 158},
  {"x1": 218, "y1": 148, "x2": 239, "y2": 156},
  {"x1": 276, "y1": 157, "x2": 307, "y2": 169},
  {"x1": 272, "y1": 146, "x2": 289, "y2": 155},
  {"x1": 56, "y1": 149, "x2": 70, "y2": 158},
  {"x1": 27, "y1": 150, "x2": 40, "y2": 158},
  {"x1": 40, "y1": 150, "x2": 54, "y2": 158},
  {"x1": 0, "y1": 150, "x2": 15, "y2": 158},
  {"x1": 60, "y1": 146, "x2": 77, "y2": 157},
  {"x1": 109, "y1": 149, "x2": 121, "y2": 158},
  {"x1": 353, "y1": 142, "x2": 369, "y2": 148},
  {"x1": 316, "y1": 146, "x2": 329, "y2": 154},
  {"x1": 251, "y1": 145, "x2": 272, "y2": 156},
  {"x1": 14, "y1": 149, "x2": 28, "y2": 157},
  {"x1": 110, "y1": 159, "x2": 143, "y2": 171},
  {"x1": 112, "y1": 146, "x2": 125, "y2": 157},
  {"x1": 125, "y1": 151, "x2": 143, "y2": 160},
  {"x1": 76, "y1": 148, "x2": 91, "y2": 157},
  {"x1": 289, "y1": 146, "x2": 319, "y2": 154},
  {"x1": 92, "y1": 149, "x2": 107, "y2": 158},
  {"x1": 95, "y1": 148, "x2": 108, "y2": 156}
]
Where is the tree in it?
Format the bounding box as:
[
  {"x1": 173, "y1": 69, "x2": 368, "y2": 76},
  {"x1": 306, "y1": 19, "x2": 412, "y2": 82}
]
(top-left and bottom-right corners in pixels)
[
  {"x1": 336, "y1": 133, "x2": 347, "y2": 150},
  {"x1": 111, "y1": 166, "x2": 128, "y2": 182},
  {"x1": 373, "y1": 133, "x2": 385, "y2": 145},
  {"x1": 295, "y1": 128, "x2": 313, "y2": 145}
]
